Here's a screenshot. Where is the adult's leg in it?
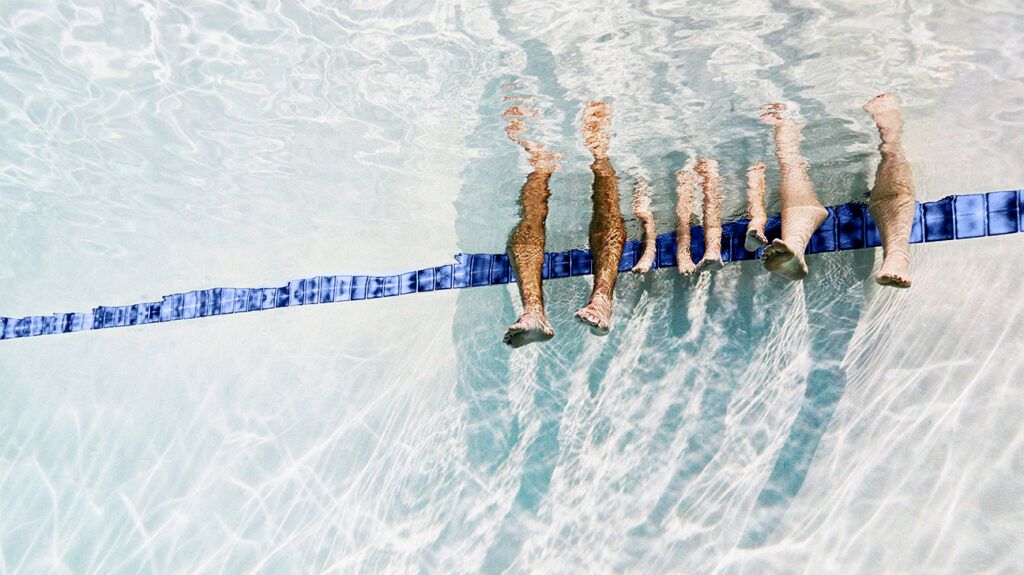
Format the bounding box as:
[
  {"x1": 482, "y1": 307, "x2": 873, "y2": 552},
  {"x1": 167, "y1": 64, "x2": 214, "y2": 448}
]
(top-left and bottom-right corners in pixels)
[
  {"x1": 695, "y1": 157, "x2": 724, "y2": 271},
  {"x1": 745, "y1": 162, "x2": 768, "y2": 251},
  {"x1": 631, "y1": 178, "x2": 656, "y2": 274},
  {"x1": 865, "y1": 93, "x2": 915, "y2": 288},
  {"x1": 575, "y1": 101, "x2": 626, "y2": 335},
  {"x1": 675, "y1": 168, "x2": 699, "y2": 275},
  {"x1": 760, "y1": 103, "x2": 828, "y2": 281},
  {"x1": 503, "y1": 105, "x2": 561, "y2": 348}
]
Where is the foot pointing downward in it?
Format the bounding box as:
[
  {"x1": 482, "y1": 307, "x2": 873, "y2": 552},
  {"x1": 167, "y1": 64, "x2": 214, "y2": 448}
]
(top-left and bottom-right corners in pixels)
[
  {"x1": 503, "y1": 309, "x2": 554, "y2": 348},
  {"x1": 762, "y1": 239, "x2": 808, "y2": 281},
  {"x1": 575, "y1": 293, "x2": 612, "y2": 335}
]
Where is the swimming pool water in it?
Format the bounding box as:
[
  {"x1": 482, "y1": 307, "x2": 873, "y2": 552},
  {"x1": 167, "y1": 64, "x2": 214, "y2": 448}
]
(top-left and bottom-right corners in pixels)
[{"x1": 1, "y1": 1, "x2": 1023, "y2": 573}]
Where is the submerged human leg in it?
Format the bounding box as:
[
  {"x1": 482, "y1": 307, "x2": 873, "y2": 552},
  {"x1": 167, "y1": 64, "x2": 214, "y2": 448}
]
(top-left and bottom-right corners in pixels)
[
  {"x1": 675, "y1": 168, "x2": 699, "y2": 275},
  {"x1": 696, "y1": 157, "x2": 725, "y2": 271},
  {"x1": 575, "y1": 101, "x2": 625, "y2": 335},
  {"x1": 576, "y1": 157, "x2": 626, "y2": 334},
  {"x1": 760, "y1": 103, "x2": 828, "y2": 281},
  {"x1": 631, "y1": 178, "x2": 656, "y2": 274},
  {"x1": 745, "y1": 162, "x2": 768, "y2": 251},
  {"x1": 503, "y1": 104, "x2": 561, "y2": 348},
  {"x1": 865, "y1": 92, "x2": 915, "y2": 288}
]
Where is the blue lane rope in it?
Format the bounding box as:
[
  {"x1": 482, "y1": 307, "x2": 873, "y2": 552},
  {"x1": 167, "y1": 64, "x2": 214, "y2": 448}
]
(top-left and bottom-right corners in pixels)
[{"x1": 1, "y1": 191, "x2": 1020, "y2": 342}]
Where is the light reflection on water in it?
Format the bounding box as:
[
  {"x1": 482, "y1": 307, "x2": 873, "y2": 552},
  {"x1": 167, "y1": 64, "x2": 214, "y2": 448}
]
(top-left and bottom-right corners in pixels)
[{"x1": 1, "y1": 1, "x2": 1023, "y2": 573}]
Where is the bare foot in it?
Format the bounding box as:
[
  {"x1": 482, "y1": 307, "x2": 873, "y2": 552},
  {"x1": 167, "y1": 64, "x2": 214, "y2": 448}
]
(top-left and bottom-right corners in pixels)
[
  {"x1": 876, "y1": 271, "x2": 912, "y2": 288},
  {"x1": 632, "y1": 249, "x2": 656, "y2": 274},
  {"x1": 697, "y1": 256, "x2": 724, "y2": 272},
  {"x1": 745, "y1": 228, "x2": 768, "y2": 252},
  {"x1": 876, "y1": 256, "x2": 912, "y2": 288},
  {"x1": 762, "y1": 239, "x2": 808, "y2": 281},
  {"x1": 582, "y1": 101, "x2": 612, "y2": 159},
  {"x1": 575, "y1": 293, "x2": 612, "y2": 335},
  {"x1": 503, "y1": 309, "x2": 555, "y2": 348}
]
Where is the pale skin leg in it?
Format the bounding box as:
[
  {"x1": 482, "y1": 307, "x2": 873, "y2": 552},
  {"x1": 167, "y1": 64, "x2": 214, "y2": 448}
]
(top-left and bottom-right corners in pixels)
[
  {"x1": 760, "y1": 103, "x2": 828, "y2": 281},
  {"x1": 695, "y1": 157, "x2": 725, "y2": 271},
  {"x1": 575, "y1": 101, "x2": 626, "y2": 335},
  {"x1": 675, "y1": 169, "x2": 699, "y2": 275},
  {"x1": 864, "y1": 93, "x2": 915, "y2": 288},
  {"x1": 503, "y1": 105, "x2": 563, "y2": 348},
  {"x1": 745, "y1": 162, "x2": 768, "y2": 251},
  {"x1": 631, "y1": 178, "x2": 656, "y2": 274}
]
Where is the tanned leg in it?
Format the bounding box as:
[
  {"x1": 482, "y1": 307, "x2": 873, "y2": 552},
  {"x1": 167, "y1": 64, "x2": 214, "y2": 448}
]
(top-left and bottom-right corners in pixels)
[
  {"x1": 760, "y1": 103, "x2": 828, "y2": 281},
  {"x1": 503, "y1": 104, "x2": 562, "y2": 348},
  {"x1": 631, "y1": 178, "x2": 656, "y2": 274},
  {"x1": 864, "y1": 93, "x2": 915, "y2": 288},
  {"x1": 575, "y1": 101, "x2": 626, "y2": 335},
  {"x1": 675, "y1": 168, "x2": 699, "y2": 275},
  {"x1": 745, "y1": 162, "x2": 768, "y2": 251},
  {"x1": 695, "y1": 157, "x2": 725, "y2": 271}
]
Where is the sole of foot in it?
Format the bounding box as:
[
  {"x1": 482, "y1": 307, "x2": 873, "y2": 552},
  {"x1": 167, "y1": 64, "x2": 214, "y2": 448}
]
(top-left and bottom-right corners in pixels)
[
  {"x1": 503, "y1": 312, "x2": 554, "y2": 348},
  {"x1": 762, "y1": 238, "x2": 808, "y2": 281},
  {"x1": 745, "y1": 229, "x2": 767, "y2": 252},
  {"x1": 575, "y1": 305, "x2": 610, "y2": 336}
]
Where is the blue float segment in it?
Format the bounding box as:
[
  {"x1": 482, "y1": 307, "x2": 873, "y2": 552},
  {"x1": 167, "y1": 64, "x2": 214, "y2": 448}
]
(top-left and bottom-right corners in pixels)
[
  {"x1": 470, "y1": 254, "x2": 491, "y2": 287},
  {"x1": 320, "y1": 276, "x2": 337, "y2": 303},
  {"x1": 489, "y1": 255, "x2": 510, "y2": 284},
  {"x1": 288, "y1": 280, "x2": 304, "y2": 306},
  {"x1": 452, "y1": 254, "x2": 471, "y2": 288},
  {"x1": 235, "y1": 289, "x2": 250, "y2": 314},
  {"x1": 550, "y1": 251, "x2": 570, "y2": 278},
  {"x1": 835, "y1": 203, "x2": 866, "y2": 250},
  {"x1": 246, "y1": 288, "x2": 261, "y2": 312},
  {"x1": 335, "y1": 276, "x2": 352, "y2": 301},
  {"x1": 955, "y1": 194, "x2": 987, "y2": 239},
  {"x1": 656, "y1": 233, "x2": 677, "y2": 268},
  {"x1": 367, "y1": 277, "x2": 385, "y2": 299},
  {"x1": 303, "y1": 277, "x2": 320, "y2": 304},
  {"x1": 986, "y1": 190, "x2": 1019, "y2": 235},
  {"x1": 259, "y1": 288, "x2": 274, "y2": 310},
  {"x1": 719, "y1": 226, "x2": 734, "y2": 263},
  {"x1": 434, "y1": 266, "x2": 453, "y2": 290},
  {"x1": 924, "y1": 196, "x2": 955, "y2": 241},
  {"x1": 400, "y1": 271, "x2": 418, "y2": 294},
  {"x1": 417, "y1": 269, "x2": 434, "y2": 292},
  {"x1": 619, "y1": 240, "x2": 640, "y2": 271},
  {"x1": 910, "y1": 203, "x2": 924, "y2": 244},
  {"x1": 689, "y1": 227, "x2": 705, "y2": 264},
  {"x1": 569, "y1": 249, "x2": 592, "y2": 276},
  {"x1": 350, "y1": 276, "x2": 368, "y2": 300},
  {"x1": 3, "y1": 192, "x2": 1021, "y2": 343},
  {"x1": 865, "y1": 211, "x2": 882, "y2": 248}
]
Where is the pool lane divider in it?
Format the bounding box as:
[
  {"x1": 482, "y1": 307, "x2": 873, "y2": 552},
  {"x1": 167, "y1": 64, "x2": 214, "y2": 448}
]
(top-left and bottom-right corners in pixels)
[{"x1": 1, "y1": 191, "x2": 1021, "y2": 342}]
